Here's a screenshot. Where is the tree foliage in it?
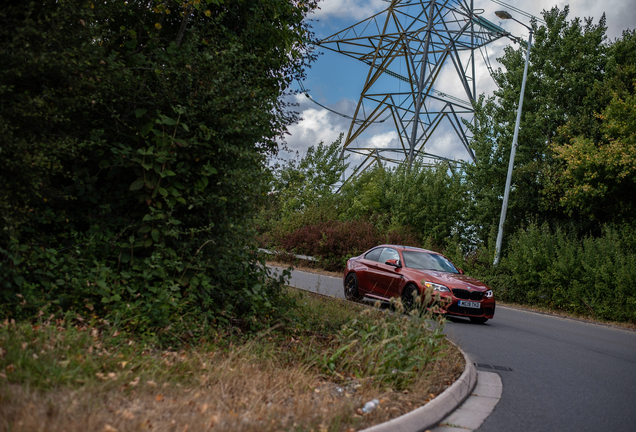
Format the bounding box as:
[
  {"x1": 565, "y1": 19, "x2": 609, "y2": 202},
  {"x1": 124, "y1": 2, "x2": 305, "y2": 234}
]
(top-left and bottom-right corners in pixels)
[
  {"x1": 450, "y1": 9, "x2": 636, "y2": 322},
  {"x1": 0, "y1": 0, "x2": 317, "y2": 330},
  {"x1": 273, "y1": 133, "x2": 349, "y2": 216},
  {"x1": 264, "y1": 157, "x2": 467, "y2": 265},
  {"x1": 465, "y1": 6, "x2": 611, "y2": 244},
  {"x1": 549, "y1": 30, "x2": 636, "y2": 223},
  {"x1": 474, "y1": 223, "x2": 636, "y2": 323},
  {"x1": 340, "y1": 162, "x2": 466, "y2": 249}
]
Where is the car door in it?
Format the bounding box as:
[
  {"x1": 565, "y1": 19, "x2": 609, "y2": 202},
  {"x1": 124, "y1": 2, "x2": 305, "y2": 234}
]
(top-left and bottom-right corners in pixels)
[
  {"x1": 355, "y1": 247, "x2": 382, "y2": 294},
  {"x1": 367, "y1": 247, "x2": 403, "y2": 298}
]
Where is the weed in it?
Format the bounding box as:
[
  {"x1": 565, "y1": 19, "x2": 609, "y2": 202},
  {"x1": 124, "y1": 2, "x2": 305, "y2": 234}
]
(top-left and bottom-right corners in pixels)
[
  {"x1": 319, "y1": 290, "x2": 448, "y2": 390},
  {"x1": 0, "y1": 289, "x2": 463, "y2": 432}
]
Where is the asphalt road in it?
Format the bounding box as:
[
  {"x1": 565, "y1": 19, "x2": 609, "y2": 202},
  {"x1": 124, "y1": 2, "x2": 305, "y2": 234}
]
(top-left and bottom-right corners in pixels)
[{"x1": 271, "y1": 266, "x2": 636, "y2": 432}]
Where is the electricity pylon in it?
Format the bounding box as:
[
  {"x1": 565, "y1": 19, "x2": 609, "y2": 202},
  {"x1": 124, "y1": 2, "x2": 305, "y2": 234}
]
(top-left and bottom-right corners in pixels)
[{"x1": 318, "y1": 0, "x2": 507, "y2": 179}]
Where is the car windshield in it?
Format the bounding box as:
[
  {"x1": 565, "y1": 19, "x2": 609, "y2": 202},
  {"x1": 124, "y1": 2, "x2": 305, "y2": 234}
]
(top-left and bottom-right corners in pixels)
[{"x1": 402, "y1": 251, "x2": 459, "y2": 273}]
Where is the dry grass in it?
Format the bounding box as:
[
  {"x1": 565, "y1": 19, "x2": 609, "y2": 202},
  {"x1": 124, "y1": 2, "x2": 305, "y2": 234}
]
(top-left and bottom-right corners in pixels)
[
  {"x1": 1, "y1": 347, "x2": 462, "y2": 432},
  {"x1": 0, "y1": 290, "x2": 464, "y2": 432}
]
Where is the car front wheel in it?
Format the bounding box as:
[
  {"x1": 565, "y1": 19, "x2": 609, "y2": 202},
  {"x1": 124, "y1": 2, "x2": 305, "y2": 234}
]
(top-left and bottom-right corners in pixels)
[
  {"x1": 401, "y1": 284, "x2": 419, "y2": 313},
  {"x1": 344, "y1": 272, "x2": 362, "y2": 301}
]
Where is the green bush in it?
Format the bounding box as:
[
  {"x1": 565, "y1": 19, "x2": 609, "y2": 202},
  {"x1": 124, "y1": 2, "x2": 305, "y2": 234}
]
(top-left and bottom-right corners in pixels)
[
  {"x1": 262, "y1": 158, "x2": 468, "y2": 272},
  {"x1": 0, "y1": 0, "x2": 317, "y2": 331},
  {"x1": 482, "y1": 223, "x2": 636, "y2": 322}
]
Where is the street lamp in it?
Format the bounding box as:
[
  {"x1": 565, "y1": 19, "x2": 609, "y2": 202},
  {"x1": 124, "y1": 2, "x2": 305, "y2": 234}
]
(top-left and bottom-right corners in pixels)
[{"x1": 493, "y1": 11, "x2": 534, "y2": 266}]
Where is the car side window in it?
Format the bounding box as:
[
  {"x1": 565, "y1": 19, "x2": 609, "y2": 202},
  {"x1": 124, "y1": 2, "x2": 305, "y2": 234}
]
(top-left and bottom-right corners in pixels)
[
  {"x1": 364, "y1": 248, "x2": 382, "y2": 262},
  {"x1": 378, "y1": 248, "x2": 399, "y2": 264}
]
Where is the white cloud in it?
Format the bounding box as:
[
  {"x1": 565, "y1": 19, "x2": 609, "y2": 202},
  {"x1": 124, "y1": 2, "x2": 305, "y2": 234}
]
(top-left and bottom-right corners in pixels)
[
  {"x1": 312, "y1": 0, "x2": 634, "y2": 37},
  {"x1": 368, "y1": 130, "x2": 399, "y2": 149},
  {"x1": 283, "y1": 94, "x2": 354, "y2": 156},
  {"x1": 425, "y1": 128, "x2": 471, "y2": 162},
  {"x1": 312, "y1": 0, "x2": 385, "y2": 21}
]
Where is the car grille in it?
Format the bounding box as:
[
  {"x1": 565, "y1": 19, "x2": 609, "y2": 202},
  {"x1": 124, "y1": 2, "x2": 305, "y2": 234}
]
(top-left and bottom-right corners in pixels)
[
  {"x1": 452, "y1": 288, "x2": 484, "y2": 301},
  {"x1": 484, "y1": 306, "x2": 494, "y2": 315},
  {"x1": 447, "y1": 304, "x2": 484, "y2": 316}
]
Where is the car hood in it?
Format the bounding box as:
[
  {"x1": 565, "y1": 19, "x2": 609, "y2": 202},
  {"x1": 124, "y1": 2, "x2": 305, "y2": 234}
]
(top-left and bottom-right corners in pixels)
[{"x1": 417, "y1": 270, "x2": 491, "y2": 291}]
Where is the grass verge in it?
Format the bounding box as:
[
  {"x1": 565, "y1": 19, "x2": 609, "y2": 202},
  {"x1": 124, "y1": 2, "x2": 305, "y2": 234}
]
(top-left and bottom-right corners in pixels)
[{"x1": 0, "y1": 288, "x2": 463, "y2": 432}]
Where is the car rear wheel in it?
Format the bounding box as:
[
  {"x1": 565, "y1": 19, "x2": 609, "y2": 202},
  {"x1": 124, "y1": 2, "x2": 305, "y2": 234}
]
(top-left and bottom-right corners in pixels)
[
  {"x1": 401, "y1": 284, "x2": 419, "y2": 313},
  {"x1": 344, "y1": 273, "x2": 362, "y2": 301},
  {"x1": 469, "y1": 317, "x2": 488, "y2": 324}
]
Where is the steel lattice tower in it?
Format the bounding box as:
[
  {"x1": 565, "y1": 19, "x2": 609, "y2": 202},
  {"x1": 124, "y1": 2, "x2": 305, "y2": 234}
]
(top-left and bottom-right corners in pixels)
[{"x1": 318, "y1": 0, "x2": 507, "y2": 178}]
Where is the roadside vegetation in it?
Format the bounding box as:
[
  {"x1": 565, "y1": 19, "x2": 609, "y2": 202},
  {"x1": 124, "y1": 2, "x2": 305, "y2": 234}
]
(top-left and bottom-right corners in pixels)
[
  {"x1": 0, "y1": 0, "x2": 318, "y2": 333},
  {"x1": 0, "y1": 288, "x2": 463, "y2": 432},
  {"x1": 259, "y1": 7, "x2": 636, "y2": 325},
  {"x1": 0, "y1": 2, "x2": 466, "y2": 430}
]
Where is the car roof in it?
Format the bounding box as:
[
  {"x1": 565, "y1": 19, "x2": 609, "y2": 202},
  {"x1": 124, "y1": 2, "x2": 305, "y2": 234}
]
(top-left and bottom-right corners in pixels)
[{"x1": 374, "y1": 244, "x2": 443, "y2": 256}]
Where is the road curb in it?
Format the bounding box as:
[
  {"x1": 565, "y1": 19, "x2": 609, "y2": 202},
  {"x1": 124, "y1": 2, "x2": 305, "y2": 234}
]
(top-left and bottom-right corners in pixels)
[{"x1": 360, "y1": 343, "x2": 477, "y2": 432}]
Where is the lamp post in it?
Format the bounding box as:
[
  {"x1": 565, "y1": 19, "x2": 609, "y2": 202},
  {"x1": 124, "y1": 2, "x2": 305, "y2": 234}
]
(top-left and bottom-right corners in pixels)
[{"x1": 493, "y1": 10, "x2": 533, "y2": 266}]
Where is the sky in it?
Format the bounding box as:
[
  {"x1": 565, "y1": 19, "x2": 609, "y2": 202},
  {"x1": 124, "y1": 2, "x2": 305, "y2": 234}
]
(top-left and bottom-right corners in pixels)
[{"x1": 280, "y1": 0, "x2": 636, "y2": 172}]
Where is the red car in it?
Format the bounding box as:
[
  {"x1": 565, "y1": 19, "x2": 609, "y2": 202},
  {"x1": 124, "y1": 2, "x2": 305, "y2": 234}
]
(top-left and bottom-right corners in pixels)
[{"x1": 343, "y1": 245, "x2": 495, "y2": 323}]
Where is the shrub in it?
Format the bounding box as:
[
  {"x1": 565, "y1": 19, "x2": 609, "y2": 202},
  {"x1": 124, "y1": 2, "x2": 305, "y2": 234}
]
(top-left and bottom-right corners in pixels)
[
  {"x1": 0, "y1": 0, "x2": 317, "y2": 331},
  {"x1": 480, "y1": 223, "x2": 636, "y2": 323},
  {"x1": 275, "y1": 220, "x2": 421, "y2": 271}
]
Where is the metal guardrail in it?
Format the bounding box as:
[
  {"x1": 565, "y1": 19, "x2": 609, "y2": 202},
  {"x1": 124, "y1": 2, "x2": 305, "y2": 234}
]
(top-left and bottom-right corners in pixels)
[{"x1": 258, "y1": 248, "x2": 318, "y2": 262}]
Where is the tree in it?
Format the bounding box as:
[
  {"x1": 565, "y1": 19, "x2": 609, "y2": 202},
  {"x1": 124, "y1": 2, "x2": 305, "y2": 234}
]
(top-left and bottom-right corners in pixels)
[
  {"x1": 340, "y1": 161, "x2": 466, "y2": 249},
  {"x1": 0, "y1": 0, "x2": 318, "y2": 327},
  {"x1": 383, "y1": 162, "x2": 466, "y2": 248},
  {"x1": 272, "y1": 134, "x2": 349, "y2": 216},
  {"x1": 548, "y1": 30, "x2": 636, "y2": 223},
  {"x1": 464, "y1": 6, "x2": 609, "y2": 245}
]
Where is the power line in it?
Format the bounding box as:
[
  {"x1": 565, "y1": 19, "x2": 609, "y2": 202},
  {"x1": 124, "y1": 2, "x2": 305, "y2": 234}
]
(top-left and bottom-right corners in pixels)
[{"x1": 297, "y1": 80, "x2": 391, "y2": 124}]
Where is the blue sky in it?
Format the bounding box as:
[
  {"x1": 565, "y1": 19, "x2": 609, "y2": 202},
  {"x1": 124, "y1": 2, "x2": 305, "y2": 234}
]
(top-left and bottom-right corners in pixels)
[{"x1": 281, "y1": 0, "x2": 636, "y2": 171}]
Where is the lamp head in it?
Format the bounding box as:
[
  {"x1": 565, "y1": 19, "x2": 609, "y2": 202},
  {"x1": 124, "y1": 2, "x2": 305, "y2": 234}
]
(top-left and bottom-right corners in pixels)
[{"x1": 495, "y1": 10, "x2": 513, "y2": 20}]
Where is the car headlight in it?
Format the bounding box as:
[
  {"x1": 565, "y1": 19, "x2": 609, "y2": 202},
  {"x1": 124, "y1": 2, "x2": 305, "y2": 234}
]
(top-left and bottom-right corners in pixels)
[
  {"x1": 424, "y1": 281, "x2": 450, "y2": 292},
  {"x1": 485, "y1": 290, "x2": 493, "y2": 298}
]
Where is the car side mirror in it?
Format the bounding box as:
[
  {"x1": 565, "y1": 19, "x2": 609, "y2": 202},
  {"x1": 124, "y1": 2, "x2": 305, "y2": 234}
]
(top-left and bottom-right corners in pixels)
[
  {"x1": 458, "y1": 268, "x2": 464, "y2": 275},
  {"x1": 386, "y1": 259, "x2": 401, "y2": 268}
]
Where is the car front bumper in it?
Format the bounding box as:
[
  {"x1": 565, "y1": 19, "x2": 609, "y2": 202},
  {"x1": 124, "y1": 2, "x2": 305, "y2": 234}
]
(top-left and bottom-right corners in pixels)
[{"x1": 445, "y1": 298, "x2": 495, "y2": 319}]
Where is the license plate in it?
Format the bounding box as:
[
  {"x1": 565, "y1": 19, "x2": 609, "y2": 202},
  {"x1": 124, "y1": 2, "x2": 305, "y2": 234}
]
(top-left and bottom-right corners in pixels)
[{"x1": 458, "y1": 300, "x2": 480, "y2": 309}]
